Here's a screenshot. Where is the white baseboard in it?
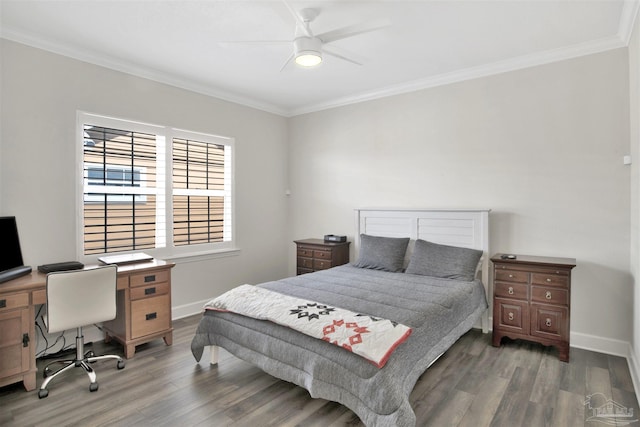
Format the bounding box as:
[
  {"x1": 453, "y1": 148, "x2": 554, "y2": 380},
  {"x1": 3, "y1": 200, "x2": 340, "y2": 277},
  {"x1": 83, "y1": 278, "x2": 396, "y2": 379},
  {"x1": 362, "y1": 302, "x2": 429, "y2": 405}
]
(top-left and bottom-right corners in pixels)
[
  {"x1": 172, "y1": 298, "x2": 210, "y2": 320},
  {"x1": 570, "y1": 331, "x2": 630, "y2": 358}
]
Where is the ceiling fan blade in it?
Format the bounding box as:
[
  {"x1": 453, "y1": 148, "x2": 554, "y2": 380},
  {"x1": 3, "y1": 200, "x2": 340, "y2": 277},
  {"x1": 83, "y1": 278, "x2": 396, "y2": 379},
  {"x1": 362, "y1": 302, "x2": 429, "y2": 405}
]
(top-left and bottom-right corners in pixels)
[
  {"x1": 280, "y1": 52, "x2": 295, "y2": 72},
  {"x1": 323, "y1": 47, "x2": 363, "y2": 66},
  {"x1": 317, "y1": 21, "x2": 390, "y2": 44},
  {"x1": 282, "y1": 0, "x2": 312, "y2": 37}
]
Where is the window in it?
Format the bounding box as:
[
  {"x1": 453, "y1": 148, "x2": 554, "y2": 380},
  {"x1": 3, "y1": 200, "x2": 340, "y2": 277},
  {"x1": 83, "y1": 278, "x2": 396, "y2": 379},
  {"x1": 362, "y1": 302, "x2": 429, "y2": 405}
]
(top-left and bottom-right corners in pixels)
[
  {"x1": 84, "y1": 163, "x2": 147, "y2": 204},
  {"x1": 78, "y1": 112, "x2": 234, "y2": 259}
]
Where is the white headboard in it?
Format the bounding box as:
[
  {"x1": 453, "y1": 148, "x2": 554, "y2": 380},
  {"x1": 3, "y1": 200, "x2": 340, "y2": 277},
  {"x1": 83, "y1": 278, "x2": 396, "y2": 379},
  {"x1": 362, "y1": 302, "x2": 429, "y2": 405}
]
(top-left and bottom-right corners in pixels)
[{"x1": 355, "y1": 208, "x2": 490, "y2": 332}]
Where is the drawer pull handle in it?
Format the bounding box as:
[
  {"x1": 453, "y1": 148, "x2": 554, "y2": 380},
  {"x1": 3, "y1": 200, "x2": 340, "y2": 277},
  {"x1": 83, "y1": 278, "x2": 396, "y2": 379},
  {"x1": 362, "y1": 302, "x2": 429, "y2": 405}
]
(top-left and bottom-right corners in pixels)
[
  {"x1": 508, "y1": 274, "x2": 514, "y2": 278},
  {"x1": 0, "y1": 299, "x2": 5, "y2": 309},
  {"x1": 508, "y1": 287, "x2": 514, "y2": 295},
  {"x1": 146, "y1": 312, "x2": 157, "y2": 321},
  {"x1": 144, "y1": 275, "x2": 156, "y2": 283},
  {"x1": 545, "y1": 318, "x2": 552, "y2": 327},
  {"x1": 145, "y1": 287, "x2": 156, "y2": 295},
  {"x1": 546, "y1": 278, "x2": 552, "y2": 282},
  {"x1": 545, "y1": 291, "x2": 552, "y2": 300},
  {"x1": 508, "y1": 312, "x2": 514, "y2": 321}
]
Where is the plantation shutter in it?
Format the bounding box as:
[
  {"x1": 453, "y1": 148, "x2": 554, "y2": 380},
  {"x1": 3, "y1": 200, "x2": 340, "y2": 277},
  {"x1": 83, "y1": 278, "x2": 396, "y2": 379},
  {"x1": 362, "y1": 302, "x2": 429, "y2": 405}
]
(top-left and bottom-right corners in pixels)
[{"x1": 82, "y1": 124, "x2": 166, "y2": 255}]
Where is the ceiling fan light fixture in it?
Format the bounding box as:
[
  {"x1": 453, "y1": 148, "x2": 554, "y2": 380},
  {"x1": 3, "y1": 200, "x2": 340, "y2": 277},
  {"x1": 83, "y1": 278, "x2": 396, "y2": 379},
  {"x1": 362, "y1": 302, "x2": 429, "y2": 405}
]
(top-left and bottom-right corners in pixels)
[
  {"x1": 295, "y1": 51, "x2": 322, "y2": 67},
  {"x1": 294, "y1": 37, "x2": 322, "y2": 67}
]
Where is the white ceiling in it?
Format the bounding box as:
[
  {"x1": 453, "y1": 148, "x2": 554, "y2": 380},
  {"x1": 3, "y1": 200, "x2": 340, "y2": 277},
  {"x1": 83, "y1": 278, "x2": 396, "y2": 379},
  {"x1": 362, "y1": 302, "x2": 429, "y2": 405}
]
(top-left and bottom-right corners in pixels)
[{"x1": 1, "y1": 1, "x2": 637, "y2": 117}]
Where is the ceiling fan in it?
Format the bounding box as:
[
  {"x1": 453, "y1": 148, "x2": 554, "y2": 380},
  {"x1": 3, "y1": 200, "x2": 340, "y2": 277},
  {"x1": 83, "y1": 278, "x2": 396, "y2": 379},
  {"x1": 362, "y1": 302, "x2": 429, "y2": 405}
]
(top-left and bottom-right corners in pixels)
[{"x1": 221, "y1": 1, "x2": 390, "y2": 71}]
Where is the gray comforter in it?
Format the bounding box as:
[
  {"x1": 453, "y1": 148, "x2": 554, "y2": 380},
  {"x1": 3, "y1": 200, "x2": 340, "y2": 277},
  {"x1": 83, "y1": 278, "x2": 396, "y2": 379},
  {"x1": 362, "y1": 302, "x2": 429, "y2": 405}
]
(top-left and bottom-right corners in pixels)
[{"x1": 191, "y1": 264, "x2": 487, "y2": 427}]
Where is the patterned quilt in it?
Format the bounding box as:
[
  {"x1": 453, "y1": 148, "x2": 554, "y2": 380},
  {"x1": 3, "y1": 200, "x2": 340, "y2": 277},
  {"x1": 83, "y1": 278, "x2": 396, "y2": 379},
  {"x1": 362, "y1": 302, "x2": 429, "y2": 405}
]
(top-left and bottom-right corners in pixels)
[{"x1": 204, "y1": 284, "x2": 412, "y2": 368}]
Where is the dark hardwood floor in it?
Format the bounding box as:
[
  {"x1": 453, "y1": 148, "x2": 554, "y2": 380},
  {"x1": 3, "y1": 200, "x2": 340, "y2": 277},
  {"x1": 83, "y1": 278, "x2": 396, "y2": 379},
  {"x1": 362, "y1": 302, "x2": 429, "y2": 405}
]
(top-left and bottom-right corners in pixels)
[{"x1": 1, "y1": 315, "x2": 637, "y2": 426}]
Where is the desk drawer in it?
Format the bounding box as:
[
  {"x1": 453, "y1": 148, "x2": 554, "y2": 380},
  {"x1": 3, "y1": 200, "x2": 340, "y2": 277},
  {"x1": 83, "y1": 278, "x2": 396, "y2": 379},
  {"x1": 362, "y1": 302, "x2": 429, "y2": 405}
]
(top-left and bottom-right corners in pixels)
[
  {"x1": 131, "y1": 294, "x2": 170, "y2": 339},
  {"x1": 130, "y1": 270, "x2": 169, "y2": 288},
  {"x1": 130, "y1": 282, "x2": 169, "y2": 301},
  {"x1": 0, "y1": 293, "x2": 29, "y2": 312}
]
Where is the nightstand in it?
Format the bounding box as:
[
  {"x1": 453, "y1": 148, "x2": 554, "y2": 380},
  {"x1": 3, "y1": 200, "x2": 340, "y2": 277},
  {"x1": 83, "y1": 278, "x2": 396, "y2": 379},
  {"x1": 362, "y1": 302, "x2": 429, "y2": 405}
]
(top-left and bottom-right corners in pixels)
[
  {"x1": 294, "y1": 239, "x2": 350, "y2": 275},
  {"x1": 491, "y1": 254, "x2": 576, "y2": 362}
]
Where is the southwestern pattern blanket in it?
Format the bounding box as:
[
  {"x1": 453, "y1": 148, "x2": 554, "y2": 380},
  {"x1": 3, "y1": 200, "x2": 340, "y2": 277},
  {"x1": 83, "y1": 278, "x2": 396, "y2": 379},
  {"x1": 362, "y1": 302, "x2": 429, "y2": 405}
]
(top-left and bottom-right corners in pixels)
[{"x1": 204, "y1": 284, "x2": 412, "y2": 368}]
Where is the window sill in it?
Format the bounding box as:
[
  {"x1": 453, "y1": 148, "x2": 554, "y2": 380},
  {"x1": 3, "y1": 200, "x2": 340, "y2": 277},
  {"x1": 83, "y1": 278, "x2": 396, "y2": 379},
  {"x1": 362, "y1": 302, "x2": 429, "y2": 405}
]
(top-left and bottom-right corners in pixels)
[{"x1": 164, "y1": 247, "x2": 241, "y2": 265}]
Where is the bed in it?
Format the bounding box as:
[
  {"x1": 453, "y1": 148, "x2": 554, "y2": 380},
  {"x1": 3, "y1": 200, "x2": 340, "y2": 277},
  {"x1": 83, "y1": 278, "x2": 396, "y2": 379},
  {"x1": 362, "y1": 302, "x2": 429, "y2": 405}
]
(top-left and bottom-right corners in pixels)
[{"x1": 191, "y1": 208, "x2": 490, "y2": 427}]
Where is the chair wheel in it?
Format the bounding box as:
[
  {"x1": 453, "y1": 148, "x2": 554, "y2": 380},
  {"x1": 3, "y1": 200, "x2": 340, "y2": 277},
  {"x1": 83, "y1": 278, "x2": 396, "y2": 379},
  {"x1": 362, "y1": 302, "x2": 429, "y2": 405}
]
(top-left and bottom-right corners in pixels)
[
  {"x1": 43, "y1": 367, "x2": 52, "y2": 378},
  {"x1": 117, "y1": 360, "x2": 125, "y2": 370},
  {"x1": 89, "y1": 382, "x2": 99, "y2": 392},
  {"x1": 38, "y1": 389, "x2": 49, "y2": 399}
]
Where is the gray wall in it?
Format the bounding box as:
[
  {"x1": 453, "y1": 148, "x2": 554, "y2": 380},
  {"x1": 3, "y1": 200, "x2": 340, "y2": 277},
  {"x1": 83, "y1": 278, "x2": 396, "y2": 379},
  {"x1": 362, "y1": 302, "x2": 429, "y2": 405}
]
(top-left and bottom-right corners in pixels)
[
  {"x1": 0, "y1": 39, "x2": 290, "y2": 314},
  {"x1": 288, "y1": 48, "x2": 632, "y2": 353}
]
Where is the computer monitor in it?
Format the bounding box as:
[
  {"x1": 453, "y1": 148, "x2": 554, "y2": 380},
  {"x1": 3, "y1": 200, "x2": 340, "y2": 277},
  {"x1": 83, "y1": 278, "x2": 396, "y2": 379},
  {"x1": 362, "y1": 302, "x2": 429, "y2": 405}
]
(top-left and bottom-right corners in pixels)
[{"x1": 0, "y1": 216, "x2": 25, "y2": 272}]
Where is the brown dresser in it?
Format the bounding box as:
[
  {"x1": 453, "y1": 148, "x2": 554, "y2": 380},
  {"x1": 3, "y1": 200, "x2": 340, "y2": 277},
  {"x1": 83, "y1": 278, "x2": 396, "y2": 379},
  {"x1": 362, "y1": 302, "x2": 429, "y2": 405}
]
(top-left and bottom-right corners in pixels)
[
  {"x1": 294, "y1": 239, "x2": 350, "y2": 275},
  {"x1": 491, "y1": 254, "x2": 576, "y2": 362}
]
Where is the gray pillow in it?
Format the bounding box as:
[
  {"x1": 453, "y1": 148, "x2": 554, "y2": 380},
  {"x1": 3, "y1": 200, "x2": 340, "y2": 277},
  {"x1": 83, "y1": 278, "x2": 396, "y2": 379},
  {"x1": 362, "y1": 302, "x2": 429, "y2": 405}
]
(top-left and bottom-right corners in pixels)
[
  {"x1": 353, "y1": 234, "x2": 409, "y2": 272},
  {"x1": 405, "y1": 239, "x2": 482, "y2": 281}
]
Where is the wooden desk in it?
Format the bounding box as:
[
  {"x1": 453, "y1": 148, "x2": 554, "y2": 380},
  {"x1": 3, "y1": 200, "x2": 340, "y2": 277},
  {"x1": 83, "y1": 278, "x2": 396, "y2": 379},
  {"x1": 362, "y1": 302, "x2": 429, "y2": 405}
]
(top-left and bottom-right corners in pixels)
[{"x1": 0, "y1": 259, "x2": 174, "y2": 391}]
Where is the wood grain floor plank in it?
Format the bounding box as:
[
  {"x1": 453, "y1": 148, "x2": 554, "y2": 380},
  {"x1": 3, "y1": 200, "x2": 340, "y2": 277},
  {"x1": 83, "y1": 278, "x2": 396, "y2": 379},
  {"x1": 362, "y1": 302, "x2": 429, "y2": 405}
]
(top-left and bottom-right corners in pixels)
[
  {"x1": 530, "y1": 352, "x2": 562, "y2": 408},
  {"x1": 551, "y1": 389, "x2": 585, "y2": 427},
  {"x1": 458, "y1": 375, "x2": 510, "y2": 427},
  {"x1": 489, "y1": 367, "x2": 538, "y2": 427}
]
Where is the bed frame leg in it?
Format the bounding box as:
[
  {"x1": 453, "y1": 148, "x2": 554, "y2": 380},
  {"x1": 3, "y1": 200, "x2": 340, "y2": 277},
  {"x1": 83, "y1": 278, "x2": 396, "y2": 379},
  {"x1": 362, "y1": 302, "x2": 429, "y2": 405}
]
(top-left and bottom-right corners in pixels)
[
  {"x1": 482, "y1": 311, "x2": 489, "y2": 334},
  {"x1": 209, "y1": 346, "x2": 219, "y2": 365}
]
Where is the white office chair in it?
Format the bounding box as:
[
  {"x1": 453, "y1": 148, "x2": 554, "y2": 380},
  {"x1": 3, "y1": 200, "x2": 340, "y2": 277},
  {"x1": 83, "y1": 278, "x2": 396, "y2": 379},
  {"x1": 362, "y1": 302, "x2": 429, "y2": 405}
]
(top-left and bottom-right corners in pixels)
[{"x1": 38, "y1": 265, "x2": 125, "y2": 399}]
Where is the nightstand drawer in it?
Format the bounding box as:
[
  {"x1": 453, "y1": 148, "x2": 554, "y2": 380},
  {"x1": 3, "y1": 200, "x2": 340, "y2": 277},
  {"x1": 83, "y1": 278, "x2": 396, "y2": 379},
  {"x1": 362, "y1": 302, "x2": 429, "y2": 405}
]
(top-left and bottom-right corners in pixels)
[
  {"x1": 314, "y1": 250, "x2": 332, "y2": 259},
  {"x1": 313, "y1": 259, "x2": 332, "y2": 270},
  {"x1": 495, "y1": 269, "x2": 528, "y2": 283},
  {"x1": 494, "y1": 282, "x2": 527, "y2": 300},
  {"x1": 297, "y1": 247, "x2": 314, "y2": 258},
  {"x1": 131, "y1": 294, "x2": 170, "y2": 339},
  {"x1": 532, "y1": 273, "x2": 568, "y2": 288},
  {"x1": 298, "y1": 257, "x2": 313, "y2": 269},
  {"x1": 531, "y1": 304, "x2": 567, "y2": 339},
  {"x1": 531, "y1": 286, "x2": 568, "y2": 305},
  {"x1": 495, "y1": 298, "x2": 528, "y2": 332}
]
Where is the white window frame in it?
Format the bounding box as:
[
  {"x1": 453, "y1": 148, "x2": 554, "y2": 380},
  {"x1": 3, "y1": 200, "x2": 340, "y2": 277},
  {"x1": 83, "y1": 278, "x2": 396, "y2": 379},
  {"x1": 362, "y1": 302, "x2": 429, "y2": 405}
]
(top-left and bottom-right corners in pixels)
[{"x1": 76, "y1": 112, "x2": 236, "y2": 263}]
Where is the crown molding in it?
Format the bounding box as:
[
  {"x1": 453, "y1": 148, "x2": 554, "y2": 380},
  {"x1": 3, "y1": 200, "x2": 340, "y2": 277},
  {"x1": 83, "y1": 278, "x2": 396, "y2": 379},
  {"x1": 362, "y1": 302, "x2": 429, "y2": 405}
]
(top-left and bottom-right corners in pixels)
[
  {"x1": 289, "y1": 34, "x2": 626, "y2": 117},
  {"x1": 1, "y1": 9, "x2": 633, "y2": 119},
  {"x1": 0, "y1": 29, "x2": 288, "y2": 117}
]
